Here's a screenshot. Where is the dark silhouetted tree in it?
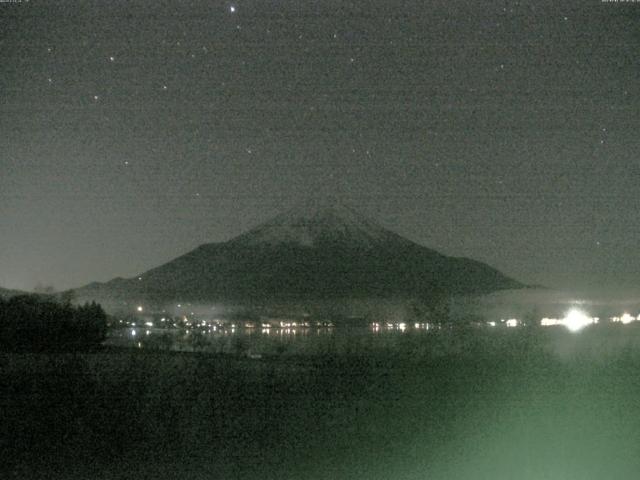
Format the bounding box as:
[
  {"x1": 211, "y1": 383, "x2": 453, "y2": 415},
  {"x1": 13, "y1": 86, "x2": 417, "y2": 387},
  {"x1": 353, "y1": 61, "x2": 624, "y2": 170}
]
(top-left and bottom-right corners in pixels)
[{"x1": 0, "y1": 295, "x2": 107, "y2": 351}]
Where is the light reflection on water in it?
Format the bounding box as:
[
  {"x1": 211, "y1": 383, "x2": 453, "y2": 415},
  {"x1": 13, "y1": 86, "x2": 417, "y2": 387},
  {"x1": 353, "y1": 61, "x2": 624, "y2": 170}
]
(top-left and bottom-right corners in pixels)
[{"x1": 105, "y1": 322, "x2": 436, "y2": 356}]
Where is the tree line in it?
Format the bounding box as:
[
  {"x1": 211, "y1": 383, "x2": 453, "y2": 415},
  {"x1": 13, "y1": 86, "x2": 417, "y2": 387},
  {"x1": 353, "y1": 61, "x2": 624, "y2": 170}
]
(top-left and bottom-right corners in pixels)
[{"x1": 0, "y1": 295, "x2": 107, "y2": 352}]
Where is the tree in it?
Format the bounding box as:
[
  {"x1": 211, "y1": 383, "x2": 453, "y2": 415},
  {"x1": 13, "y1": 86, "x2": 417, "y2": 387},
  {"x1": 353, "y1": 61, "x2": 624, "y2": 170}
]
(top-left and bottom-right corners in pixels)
[
  {"x1": 0, "y1": 295, "x2": 108, "y2": 352},
  {"x1": 60, "y1": 290, "x2": 76, "y2": 306}
]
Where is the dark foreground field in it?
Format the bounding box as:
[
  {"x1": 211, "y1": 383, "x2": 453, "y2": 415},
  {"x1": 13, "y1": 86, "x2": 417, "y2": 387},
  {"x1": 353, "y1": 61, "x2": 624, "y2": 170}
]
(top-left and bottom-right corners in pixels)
[{"x1": 3, "y1": 326, "x2": 640, "y2": 479}]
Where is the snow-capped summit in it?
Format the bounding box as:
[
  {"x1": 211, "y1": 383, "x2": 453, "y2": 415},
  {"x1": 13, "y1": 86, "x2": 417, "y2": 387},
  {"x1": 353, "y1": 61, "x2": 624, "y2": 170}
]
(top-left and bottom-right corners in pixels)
[{"x1": 231, "y1": 199, "x2": 411, "y2": 249}]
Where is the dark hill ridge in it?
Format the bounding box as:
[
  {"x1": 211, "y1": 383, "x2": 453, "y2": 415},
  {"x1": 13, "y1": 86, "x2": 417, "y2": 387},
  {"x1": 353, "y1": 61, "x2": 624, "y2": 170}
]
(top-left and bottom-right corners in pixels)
[
  {"x1": 0, "y1": 287, "x2": 28, "y2": 299},
  {"x1": 74, "y1": 202, "x2": 523, "y2": 306}
]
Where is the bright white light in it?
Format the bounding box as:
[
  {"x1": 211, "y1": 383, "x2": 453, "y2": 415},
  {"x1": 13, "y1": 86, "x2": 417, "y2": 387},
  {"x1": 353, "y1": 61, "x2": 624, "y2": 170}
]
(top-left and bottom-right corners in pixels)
[
  {"x1": 620, "y1": 313, "x2": 635, "y2": 325},
  {"x1": 487, "y1": 321, "x2": 496, "y2": 327},
  {"x1": 229, "y1": 5, "x2": 236, "y2": 12},
  {"x1": 562, "y1": 309, "x2": 592, "y2": 332},
  {"x1": 541, "y1": 317, "x2": 562, "y2": 327},
  {"x1": 136, "y1": 306, "x2": 143, "y2": 312},
  {"x1": 505, "y1": 318, "x2": 518, "y2": 328},
  {"x1": 145, "y1": 321, "x2": 153, "y2": 327}
]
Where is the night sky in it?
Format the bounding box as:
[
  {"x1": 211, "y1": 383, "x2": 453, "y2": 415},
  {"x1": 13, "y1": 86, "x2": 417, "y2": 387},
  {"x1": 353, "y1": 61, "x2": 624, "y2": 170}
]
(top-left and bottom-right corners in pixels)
[{"x1": 1, "y1": 0, "x2": 639, "y2": 296}]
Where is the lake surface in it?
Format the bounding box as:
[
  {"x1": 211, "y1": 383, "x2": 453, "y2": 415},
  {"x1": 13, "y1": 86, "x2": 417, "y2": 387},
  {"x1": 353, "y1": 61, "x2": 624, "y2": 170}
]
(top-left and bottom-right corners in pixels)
[
  {"x1": 105, "y1": 321, "x2": 640, "y2": 360},
  {"x1": 7, "y1": 324, "x2": 640, "y2": 479},
  {"x1": 105, "y1": 322, "x2": 438, "y2": 356}
]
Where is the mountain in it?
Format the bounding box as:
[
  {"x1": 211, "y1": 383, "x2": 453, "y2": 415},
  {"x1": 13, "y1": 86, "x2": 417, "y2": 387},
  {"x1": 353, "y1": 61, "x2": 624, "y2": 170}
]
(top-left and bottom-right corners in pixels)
[{"x1": 74, "y1": 201, "x2": 523, "y2": 308}]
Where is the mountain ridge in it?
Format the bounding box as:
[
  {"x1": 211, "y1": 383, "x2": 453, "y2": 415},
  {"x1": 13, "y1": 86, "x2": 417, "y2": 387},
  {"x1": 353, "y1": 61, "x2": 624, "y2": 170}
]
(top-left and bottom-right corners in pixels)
[
  {"x1": 0, "y1": 287, "x2": 28, "y2": 299},
  {"x1": 74, "y1": 202, "x2": 523, "y2": 308}
]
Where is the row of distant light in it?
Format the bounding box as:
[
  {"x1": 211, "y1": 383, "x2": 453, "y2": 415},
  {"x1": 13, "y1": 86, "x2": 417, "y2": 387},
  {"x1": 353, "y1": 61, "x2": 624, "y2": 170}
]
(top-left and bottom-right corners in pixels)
[
  {"x1": 492, "y1": 310, "x2": 640, "y2": 333},
  {"x1": 371, "y1": 322, "x2": 428, "y2": 332},
  {"x1": 135, "y1": 305, "x2": 639, "y2": 335}
]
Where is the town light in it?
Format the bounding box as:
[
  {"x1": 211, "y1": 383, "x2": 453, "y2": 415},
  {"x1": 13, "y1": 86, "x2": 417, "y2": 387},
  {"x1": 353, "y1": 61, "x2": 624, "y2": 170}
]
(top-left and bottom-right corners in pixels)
[{"x1": 562, "y1": 309, "x2": 592, "y2": 332}]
